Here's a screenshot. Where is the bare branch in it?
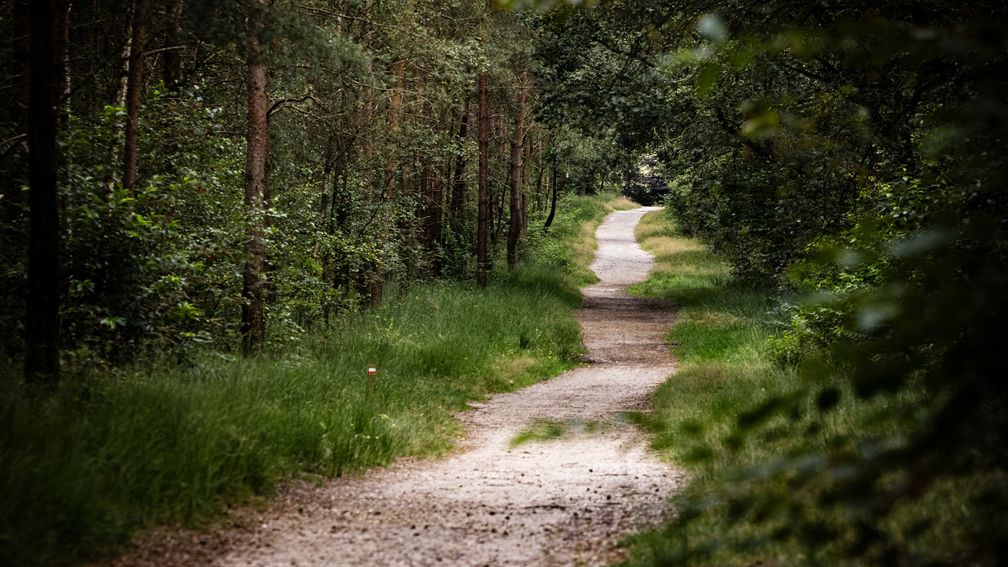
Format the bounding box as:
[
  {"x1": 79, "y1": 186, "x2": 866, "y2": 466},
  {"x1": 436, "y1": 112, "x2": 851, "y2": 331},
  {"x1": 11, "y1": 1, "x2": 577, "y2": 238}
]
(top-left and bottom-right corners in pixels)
[{"x1": 267, "y1": 94, "x2": 320, "y2": 118}]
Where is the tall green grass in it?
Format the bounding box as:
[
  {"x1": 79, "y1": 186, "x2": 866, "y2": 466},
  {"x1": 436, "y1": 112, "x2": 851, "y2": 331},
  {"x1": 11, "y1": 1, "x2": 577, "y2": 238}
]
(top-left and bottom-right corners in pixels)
[
  {"x1": 627, "y1": 211, "x2": 796, "y2": 466},
  {"x1": 0, "y1": 193, "x2": 624, "y2": 566},
  {"x1": 623, "y1": 211, "x2": 819, "y2": 565},
  {"x1": 624, "y1": 211, "x2": 976, "y2": 566}
]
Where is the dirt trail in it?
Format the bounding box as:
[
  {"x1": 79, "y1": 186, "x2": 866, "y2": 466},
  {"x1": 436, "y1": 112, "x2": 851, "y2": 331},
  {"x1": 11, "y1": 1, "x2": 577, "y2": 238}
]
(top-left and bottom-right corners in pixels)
[{"x1": 113, "y1": 206, "x2": 681, "y2": 566}]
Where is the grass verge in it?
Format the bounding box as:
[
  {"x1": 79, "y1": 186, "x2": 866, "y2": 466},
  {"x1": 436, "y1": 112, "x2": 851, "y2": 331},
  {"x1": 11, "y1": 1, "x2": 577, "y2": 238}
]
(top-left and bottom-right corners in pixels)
[
  {"x1": 623, "y1": 210, "x2": 983, "y2": 565},
  {"x1": 0, "y1": 193, "x2": 627, "y2": 567},
  {"x1": 623, "y1": 210, "x2": 811, "y2": 565},
  {"x1": 621, "y1": 211, "x2": 806, "y2": 565},
  {"x1": 627, "y1": 211, "x2": 794, "y2": 466}
]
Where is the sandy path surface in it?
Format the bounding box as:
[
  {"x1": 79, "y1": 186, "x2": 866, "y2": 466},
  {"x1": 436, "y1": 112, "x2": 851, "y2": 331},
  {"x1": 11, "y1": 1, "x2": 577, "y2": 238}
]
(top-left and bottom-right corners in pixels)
[{"x1": 112, "y1": 206, "x2": 681, "y2": 566}]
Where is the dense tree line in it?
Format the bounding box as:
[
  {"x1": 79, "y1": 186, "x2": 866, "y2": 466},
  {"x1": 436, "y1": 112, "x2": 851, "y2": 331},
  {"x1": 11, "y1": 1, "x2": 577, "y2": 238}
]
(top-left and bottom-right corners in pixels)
[
  {"x1": 538, "y1": 0, "x2": 1007, "y2": 562},
  {"x1": 0, "y1": 0, "x2": 633, "y2": 380},
  {"x1": 5, "y1": 0, "x2": 1005, "y2": 562}
]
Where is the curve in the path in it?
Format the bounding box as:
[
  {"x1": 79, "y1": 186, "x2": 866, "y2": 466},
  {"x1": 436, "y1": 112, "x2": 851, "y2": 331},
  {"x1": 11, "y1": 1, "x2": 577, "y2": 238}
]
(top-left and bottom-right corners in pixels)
[{"x1": 114, "y1": 206, "x2": 681, "y2": 567}]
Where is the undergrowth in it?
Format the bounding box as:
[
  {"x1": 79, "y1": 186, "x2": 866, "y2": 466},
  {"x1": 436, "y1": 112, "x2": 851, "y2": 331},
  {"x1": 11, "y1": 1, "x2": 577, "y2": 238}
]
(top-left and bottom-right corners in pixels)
[{"x1": 0, "y1": 193, "x2": 627, "y2": 566}]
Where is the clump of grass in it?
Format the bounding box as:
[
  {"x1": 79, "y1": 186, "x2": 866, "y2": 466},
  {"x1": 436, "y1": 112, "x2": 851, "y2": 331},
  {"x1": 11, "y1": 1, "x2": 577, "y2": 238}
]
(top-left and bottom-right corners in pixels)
[
  {"x1": 607, "y1": 196, "x2": 640, "y2": 211},
  {"x1": 0, "y1": 194, "x2": 622, "y2": 567},
  {"x1": 510, "y1": 420, "x2": 568, "y2": 447},
  {"x1": 509, "y1": 419, "x2": 609, "y2": 448}
]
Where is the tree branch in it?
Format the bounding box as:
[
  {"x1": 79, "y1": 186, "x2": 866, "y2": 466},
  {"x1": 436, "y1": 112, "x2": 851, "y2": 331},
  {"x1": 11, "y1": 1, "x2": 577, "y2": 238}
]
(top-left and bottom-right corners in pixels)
[
  {"x1": 0, "y1": 133, "x2": 27, "y2": 164},
  {"x1": 267, "y1": 94, "x2": 319, "y2": 118}
]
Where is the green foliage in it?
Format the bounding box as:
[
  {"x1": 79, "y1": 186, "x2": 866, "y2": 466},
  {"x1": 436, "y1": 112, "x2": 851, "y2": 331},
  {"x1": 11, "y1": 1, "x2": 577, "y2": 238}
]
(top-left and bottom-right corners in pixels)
[
  {"x1": 539, "y1": 1, "x2": 1007, "y2": 563},
  {"x1": 60, "y1": 92, "x2": 246, "y2": 363},
  {"x1": 0, "y1": 202, "x2": 606, "y2": 565},
  {"x1": 525, "y1": 191, "x2": 619, "y2": 284},
  {"x1": 626, "y1": 211, "x2": 1008, "y2": 566}
]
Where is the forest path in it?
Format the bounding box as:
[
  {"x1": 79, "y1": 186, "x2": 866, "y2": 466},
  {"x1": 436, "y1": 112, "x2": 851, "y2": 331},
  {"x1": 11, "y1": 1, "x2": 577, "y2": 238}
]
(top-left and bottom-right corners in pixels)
[{"x1": 115, "y1": 206, "x2": 681, "y2": 566}]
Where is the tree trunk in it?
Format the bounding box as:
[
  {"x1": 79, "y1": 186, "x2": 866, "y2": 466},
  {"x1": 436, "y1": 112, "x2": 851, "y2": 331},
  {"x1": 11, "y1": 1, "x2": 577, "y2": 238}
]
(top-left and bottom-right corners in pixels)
[
  {"x1": 371, "y1": 59, "x2": 406, "y2": 306},
  {"x1": 319, "y1": 146, "x2": 335, "y2": 324},
  {"x1": 449, "y1": 103, "x2": 469, "y2": 235},
  {"x1": 494, "y1": 180, "x2": 505, "y2": 249},
  {"x1": 25, "y1": 0, "x2": 70, "y2": 383},
  {"x1": 163, "y1": 0, "x2": 183, "y2": 90},
  {"x1": 506, "y1": 68, "x2": 528, "y2": 271},
  {"x1": 520, "y1": 189, "x2": 528, "y2": 239},
  {"x1": 357, "y1": 87, "x2": 377, "y2": 303},
  {"x1": 544, "y1": 153, "x2": 558, "y2": 232},
  {"x1": 384, "y1": 59, "x2": 405, "y2": 198},
  {"x1": 422, "y1": 159, "x2": 442, "y2": 264},
  {"x1": 476, "y1": 72, "x2": 490, "y2": 288},
  {"x1": 123, "y1": 0, "x2": 147, "y2": 192},
  {"x1": 240, "y1": 0, "x2": 270, "y2": 355},
  {"x1": 534, "y1": 138, "x2": 545, "y2": 215},
  {"x1": 520, "y1": 135, "x2": 532, "y2": 237},
  {"x1": 623, "y1": 161, "x2": 634, "y2": 195}
]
